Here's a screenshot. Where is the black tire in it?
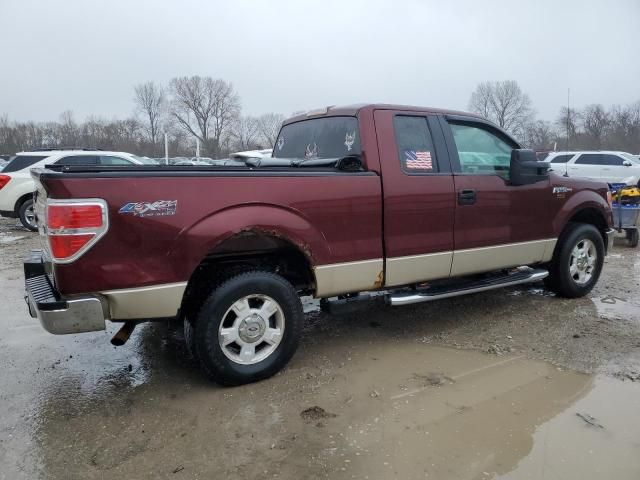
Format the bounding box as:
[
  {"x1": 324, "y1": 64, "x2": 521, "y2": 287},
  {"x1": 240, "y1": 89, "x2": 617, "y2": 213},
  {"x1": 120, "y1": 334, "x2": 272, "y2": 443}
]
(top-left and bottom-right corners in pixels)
[
  {"x1": 544, "y1": 222, "x2": 605, "y2": 298},
  {"x1": 626, "y1": 229, "x2": 639, "y2": 248},
  {"x1": 194, "y1": 271, "x2": 303, "y2": 386},
  {"x1": 184, "y1": 317, "x2": 196, "y2": 358},
  {"x1": 18, "y1": 198, "x2": 37, "y2": 231}
]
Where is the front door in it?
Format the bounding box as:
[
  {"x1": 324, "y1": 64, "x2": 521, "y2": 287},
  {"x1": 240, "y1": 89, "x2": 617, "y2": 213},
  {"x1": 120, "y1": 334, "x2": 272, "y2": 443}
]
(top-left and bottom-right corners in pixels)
[
  {"x1": 600, "y1": 153, "x2": 627, "y2": 183},
  {"x1": 440, "y1": 116, "x2": 556, "y2": 277},
  {"x1": 568, "y1": 153, "x2": 603, "y2": 181},
  {"x1": 374, "y1": 110, "x2": 456, "y2": 287}
]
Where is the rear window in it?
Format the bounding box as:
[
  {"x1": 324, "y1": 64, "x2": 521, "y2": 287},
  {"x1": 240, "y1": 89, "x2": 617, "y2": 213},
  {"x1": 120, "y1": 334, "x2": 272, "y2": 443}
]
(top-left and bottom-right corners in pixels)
[
  {"x1": 2, "y1": 155, "x2": 47, "y2": 173},
  {"x1": 55, "y1": 155, "x2": 98, "y2": 166},
  {"x1": 550, "y1": 154, "x2": 574, "y2": 164},
  {"x1": 273, "y1": 117, "x2": 360, "y2": 159}
]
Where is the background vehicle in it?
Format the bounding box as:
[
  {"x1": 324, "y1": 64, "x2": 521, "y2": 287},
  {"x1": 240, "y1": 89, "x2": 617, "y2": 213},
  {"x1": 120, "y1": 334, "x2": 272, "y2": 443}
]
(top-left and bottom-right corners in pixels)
[
  {"x1": 24, "y1": 105, "x2": 614, "y2": 385},
  {"x1": 229, "y1": 149, "x2": 273, "y2": 160},
  {"x1": 0, "y1": 148, "x2": 155, "y2": 230},
  {"x1": 545, "y1": 151, "x2": 640, "y2": 186}
]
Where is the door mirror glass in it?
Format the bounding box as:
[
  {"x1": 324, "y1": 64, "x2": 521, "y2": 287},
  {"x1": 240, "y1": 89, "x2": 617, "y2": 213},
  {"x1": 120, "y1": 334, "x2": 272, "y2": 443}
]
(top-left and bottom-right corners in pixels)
[{"x1": 510, "y1": 149, "x2": 549, "y2": 186}]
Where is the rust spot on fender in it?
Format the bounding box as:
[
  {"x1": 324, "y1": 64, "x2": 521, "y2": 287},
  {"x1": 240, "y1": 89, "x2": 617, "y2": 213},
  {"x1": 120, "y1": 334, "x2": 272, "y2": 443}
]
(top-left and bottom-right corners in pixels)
[
  {"x1": 231, "y1": 227, "x2": 315, "y2": 263},
  {"x1": 373, "y1": 270, "x2": 384, "y2": 289}
]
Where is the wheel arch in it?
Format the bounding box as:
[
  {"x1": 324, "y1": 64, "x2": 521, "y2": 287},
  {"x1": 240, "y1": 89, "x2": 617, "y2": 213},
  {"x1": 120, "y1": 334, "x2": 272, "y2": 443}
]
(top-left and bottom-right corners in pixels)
[
  {"x1": 554, "y1": 205, "x2": 610, "y2": 257},
  {"x1": 177, "y1": 204, "x2": 325, "y2": 323},
  {"x1": 14, "y1": 192, "x2": 33, "y2": 214}
]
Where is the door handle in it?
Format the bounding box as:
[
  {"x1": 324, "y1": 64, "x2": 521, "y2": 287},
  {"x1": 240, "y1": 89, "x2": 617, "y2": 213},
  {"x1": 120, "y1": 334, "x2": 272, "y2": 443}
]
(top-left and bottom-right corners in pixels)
[{"x1": 458, "y1": 189, "x2": 476, "y2": 205}]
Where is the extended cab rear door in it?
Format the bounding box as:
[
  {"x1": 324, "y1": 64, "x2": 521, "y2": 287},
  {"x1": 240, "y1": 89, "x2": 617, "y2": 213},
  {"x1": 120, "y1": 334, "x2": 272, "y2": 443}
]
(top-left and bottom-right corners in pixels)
[
  {"x1": 373, "y1": 110, "x2": 456, "y2": 287},
  {"x1": 439, "y1": 115, "x2": 555, "y2": 276}
]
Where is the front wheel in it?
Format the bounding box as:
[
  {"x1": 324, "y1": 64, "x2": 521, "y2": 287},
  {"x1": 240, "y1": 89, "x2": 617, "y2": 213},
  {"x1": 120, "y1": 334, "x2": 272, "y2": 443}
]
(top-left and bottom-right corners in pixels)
[
  {"x1": 194, "y1": 271, "x2": 303, "y2": 385},
  {"x1": 544, "y1": 223, "x2": 605, "y2": 298},
  {"x1": 18, "y1": 199, "x2": 37, "y2": 231},
  {"x1": 626, "y1": 229, "x2": 639, "y2": 248}
]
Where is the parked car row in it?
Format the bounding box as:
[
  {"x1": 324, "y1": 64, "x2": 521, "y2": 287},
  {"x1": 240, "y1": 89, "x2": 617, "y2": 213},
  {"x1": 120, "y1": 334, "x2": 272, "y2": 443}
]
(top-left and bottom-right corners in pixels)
[
  {"x1": 544, "y1": 150, "x2": 640, "y2": 186},
  {"x1": 0, "y1": 149, "x2": 155, "y2": 230},
  {"x1": 0, "y1": 148, "x2": 276, "y2": 230}
]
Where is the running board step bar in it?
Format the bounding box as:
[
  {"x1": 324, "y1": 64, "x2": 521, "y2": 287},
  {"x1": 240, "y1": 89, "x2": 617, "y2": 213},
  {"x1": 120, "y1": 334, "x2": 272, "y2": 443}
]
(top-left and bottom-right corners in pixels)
[{"x1": 387, "y1": 269, "x2": 548, "y2": 307}]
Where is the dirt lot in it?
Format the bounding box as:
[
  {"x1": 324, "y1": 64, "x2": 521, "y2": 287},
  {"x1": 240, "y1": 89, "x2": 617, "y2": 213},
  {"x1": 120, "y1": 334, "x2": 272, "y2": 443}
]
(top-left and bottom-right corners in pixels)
[{"x1": 1, "y1": 216, "x2": 639, "y2": 479}]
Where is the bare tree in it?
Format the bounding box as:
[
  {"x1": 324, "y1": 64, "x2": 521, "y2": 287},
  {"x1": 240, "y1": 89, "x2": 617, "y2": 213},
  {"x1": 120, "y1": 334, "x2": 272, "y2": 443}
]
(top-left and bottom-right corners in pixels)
[
  {"x1": 58, "y1": 110, "x2": 79, "y2": 147},
  {"x1": 230, "y1": 116, "x2": 261, "y2": 151},
  {"x1": 134, "y1": 82, "x2": 165, "y2": 147},
  {"x1": 581, "y1": 104, "x2": 610, "y2": 149},
  {"x1": 256, "y1": 113, "x2": 285, "y2": 148},
  {"x1": 555, "y1": 107, "x2": 580, "y2": 150},
  {"x1": 168, "y1": 76, "x2": 240, "y2": 158},
  {"x1": 468, "y1": 80, "x2": 534, "y2": 139},
  {"x1": 468, "y1": 82, "x2": 494, "y2": 120},
  {"x1": 525, "y1": 120, "x2": 555, "y2": 150}
]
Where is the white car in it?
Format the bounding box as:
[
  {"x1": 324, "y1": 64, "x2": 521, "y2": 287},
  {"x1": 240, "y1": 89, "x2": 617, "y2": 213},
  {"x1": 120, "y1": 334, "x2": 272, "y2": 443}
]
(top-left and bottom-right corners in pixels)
[
  {"x1": 229, "y1": 149, "x2": 273, "y2": 160},
  {"x1": 544, "y1": 151, "x2": 640, "y2": 186},
  {"x1": 0, "y1": 149, "x2": 155, "y2": 231}
]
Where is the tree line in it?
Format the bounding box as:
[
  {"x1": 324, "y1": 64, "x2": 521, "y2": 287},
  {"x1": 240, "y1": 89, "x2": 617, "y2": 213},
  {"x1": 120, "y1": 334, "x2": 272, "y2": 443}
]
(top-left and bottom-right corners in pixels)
[
  {"x1": 0, "y1": 76, "x2": 284, "y2": 158},
  {"x1": 468, "y1": 80, "x2": 640, "y2": 153},
  {"x1": 1, "y1": 77, "x2": 639, "y2": 157}
]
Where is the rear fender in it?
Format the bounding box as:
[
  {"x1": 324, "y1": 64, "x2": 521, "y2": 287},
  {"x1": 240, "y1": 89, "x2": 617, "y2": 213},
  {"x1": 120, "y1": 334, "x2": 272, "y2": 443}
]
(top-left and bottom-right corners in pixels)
[{"x1": 173, "y1": 203, "x2": 330, "y2": 274}]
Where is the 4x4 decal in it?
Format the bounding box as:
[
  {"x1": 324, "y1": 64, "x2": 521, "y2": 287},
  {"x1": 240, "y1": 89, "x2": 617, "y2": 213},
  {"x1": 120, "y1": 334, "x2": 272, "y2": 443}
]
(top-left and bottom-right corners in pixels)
[{"x1": 119, "y1": 200, "x2": 177, "y2": 217}]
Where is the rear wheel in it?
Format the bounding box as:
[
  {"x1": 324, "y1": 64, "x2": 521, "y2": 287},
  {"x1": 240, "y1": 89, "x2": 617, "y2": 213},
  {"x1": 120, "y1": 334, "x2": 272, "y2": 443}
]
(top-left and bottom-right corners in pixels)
[
  {"x1": 18, "y1": 199, "x2": 37, "y2": 231},
  {"x1": 544, "y1": 223, "x2": 604, "y2": 298},
  {"x1": 626, "y1": 229, "x2": 639, "y2": 248},
  {"x1": 194, "y1": 271, "x2": 303, "y2": 385}
]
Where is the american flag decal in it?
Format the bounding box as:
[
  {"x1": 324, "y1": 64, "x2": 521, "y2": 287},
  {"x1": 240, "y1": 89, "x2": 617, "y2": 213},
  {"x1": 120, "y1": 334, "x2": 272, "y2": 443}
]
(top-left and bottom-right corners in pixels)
[{"x1": 404, "y1": 150, "x2": 433, "y2": 170}]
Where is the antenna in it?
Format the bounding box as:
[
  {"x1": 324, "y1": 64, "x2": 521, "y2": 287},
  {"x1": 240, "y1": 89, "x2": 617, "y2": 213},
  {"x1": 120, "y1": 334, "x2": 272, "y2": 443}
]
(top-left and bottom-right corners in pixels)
[{"x1": 566, "y1": 88, "x2": 570, "y2": 150}]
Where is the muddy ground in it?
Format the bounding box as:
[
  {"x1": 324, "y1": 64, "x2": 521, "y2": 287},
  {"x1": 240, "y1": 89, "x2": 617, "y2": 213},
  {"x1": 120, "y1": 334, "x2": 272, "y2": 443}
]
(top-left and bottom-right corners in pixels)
[{"x1": 1, "y1": 216, "x2": 639, "y2": 479}]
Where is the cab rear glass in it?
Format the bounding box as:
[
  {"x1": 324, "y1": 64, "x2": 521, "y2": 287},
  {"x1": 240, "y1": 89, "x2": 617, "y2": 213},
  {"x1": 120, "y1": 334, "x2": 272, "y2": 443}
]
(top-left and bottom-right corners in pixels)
[
  {"x1": 2, "y1": 155, "x2": 48, "y2": 173},
  {"x1": 273, "y1": 116, "x2": 360, "y2": 159}
]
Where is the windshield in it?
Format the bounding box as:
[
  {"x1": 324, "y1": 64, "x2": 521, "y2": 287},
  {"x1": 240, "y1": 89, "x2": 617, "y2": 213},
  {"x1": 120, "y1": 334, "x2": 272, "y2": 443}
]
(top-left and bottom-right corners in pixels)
[
  {"x1": 2, "y1": 155, "x2": 48, "y2": 173},
  {"x1": 620, "y1": 153, "x2": 639, "y2": 164},
  {"x1": 273, "y1": 116, "x2": 361, "y2": 159}
]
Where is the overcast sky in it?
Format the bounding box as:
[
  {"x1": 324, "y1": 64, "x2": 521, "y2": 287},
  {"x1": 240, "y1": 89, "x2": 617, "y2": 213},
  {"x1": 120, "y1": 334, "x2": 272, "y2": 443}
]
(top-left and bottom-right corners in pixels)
[{"x1": 1, "y1": 0, "x2": 638, "y2": 123}]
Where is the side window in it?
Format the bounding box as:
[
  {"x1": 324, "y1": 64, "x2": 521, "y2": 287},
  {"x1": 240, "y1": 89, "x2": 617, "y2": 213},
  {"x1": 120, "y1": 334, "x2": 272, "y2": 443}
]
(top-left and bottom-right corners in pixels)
[
  {"x1": 99, "y1": 156, "x2": 133, "y2": 166},
  {"x1": 601, "y1": 154, "x2": 623, "y2": 166},
  {"x1": 449, "y1": 123, "x2": 514, "y2": 176},
  {"x1": 55, "y1": 155, "x2": 98, "y2": 166},
  {"x1": 550, "y1": 154, "x2": 574, "y2": 164},
  {"x1": 393, "y1": 116, "x2": 437, "y2": 173},
  {"x1": 575, "y1": 154, "x2": 602, "y2": 165}
]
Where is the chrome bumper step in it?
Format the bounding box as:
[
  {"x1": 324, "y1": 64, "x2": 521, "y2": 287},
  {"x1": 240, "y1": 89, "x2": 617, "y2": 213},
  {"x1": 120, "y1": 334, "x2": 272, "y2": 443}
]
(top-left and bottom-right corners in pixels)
[{"x1": 387, "y1": 268, "x2": 549, "y2": 306}]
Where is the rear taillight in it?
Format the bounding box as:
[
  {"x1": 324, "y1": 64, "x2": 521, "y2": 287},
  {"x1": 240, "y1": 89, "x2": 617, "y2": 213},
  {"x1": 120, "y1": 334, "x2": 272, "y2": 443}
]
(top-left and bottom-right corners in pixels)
[
  {"x1": 0, "y1": 175, "x2": 10, "y2": 190},
  {"x1": 46, "y1": 199, "x2": 108, "y2": 263}
]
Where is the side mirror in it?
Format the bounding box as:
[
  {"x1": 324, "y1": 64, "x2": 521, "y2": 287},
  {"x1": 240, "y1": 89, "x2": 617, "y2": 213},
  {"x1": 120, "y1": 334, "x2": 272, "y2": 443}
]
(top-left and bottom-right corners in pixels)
[
  {"x1": 623, "y1": 160, "x2": 633, "y2": 167},
  {"x1": 510, "y1": 149, "x2": 550, "y2": 186}
]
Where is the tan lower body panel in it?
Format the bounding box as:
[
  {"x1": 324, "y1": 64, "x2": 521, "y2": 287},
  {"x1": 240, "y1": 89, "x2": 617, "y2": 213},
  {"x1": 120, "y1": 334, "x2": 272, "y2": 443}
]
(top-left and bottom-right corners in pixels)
[
  {"x1": 385, "y1": 251, "x2": 453, "y2": 287},
  {"x1": 314, "y1": 259, "x2": 383, "y2": 298},
  {"x1": 101, "y1": 282, "x2": 188, "y2": 319},
  {"x1": 450, "y1": 238, "x2": 557, "y2": 277},
  {"x1": 325, "y1": 238, "x2": 557, "y2": 293}
]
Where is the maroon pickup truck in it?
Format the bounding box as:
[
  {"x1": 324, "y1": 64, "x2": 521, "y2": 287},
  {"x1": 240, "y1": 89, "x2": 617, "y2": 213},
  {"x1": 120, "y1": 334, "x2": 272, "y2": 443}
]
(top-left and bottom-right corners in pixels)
[{"x1": 24, "y1": 104, "x2": 614, "y2": 385}]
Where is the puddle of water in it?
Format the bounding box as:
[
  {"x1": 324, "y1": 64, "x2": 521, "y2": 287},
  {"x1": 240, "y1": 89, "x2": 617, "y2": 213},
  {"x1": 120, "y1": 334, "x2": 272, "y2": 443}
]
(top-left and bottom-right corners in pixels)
[{"x1": 500, "y1": 375, "x2": 640, "y2": 479}]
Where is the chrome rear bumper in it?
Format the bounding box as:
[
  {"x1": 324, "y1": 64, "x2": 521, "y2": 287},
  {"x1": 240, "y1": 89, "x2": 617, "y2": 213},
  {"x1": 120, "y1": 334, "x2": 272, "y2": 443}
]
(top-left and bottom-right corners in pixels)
[{"x1": 24, "y1": 250, "x2": 107, "y2": 334}]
